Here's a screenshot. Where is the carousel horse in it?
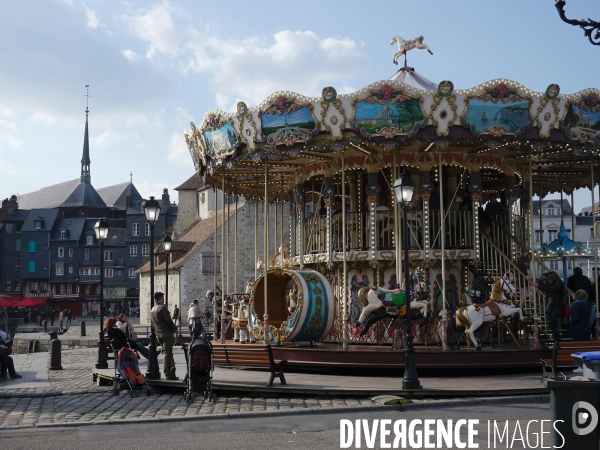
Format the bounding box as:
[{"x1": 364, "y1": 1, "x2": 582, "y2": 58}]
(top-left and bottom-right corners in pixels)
[
  {"x1": 233, "y1": 281, "x2": 256, "y2": 343},
  {"x1": 456, "y1": 277, "x2": 523, "y2": 350},
  {"x1": 355, "y1": 269, "x2": 429, "y2": 337},
  {"x1": 390, "y1": 35, "x2": 433, "y2": 65}
]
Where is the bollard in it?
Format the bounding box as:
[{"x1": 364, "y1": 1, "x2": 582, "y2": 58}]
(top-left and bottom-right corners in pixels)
[
  {"x1": 80, "y1": 320, "x2": 86, "y2": 337},
  {"x1": 42, "y1": 320, "x2": 48, "y2": 332},
  {"x1": 49, "y1": 338, "x2": 63, "y2": 370},
  {"x1": 37, "y1": 316, "x2": 42, "y2": 327},
  {"x1": 49, "y1": 331, "x2": 58, "y2": 342}
]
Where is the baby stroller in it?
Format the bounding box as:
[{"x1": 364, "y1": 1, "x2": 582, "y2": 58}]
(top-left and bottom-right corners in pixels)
[
  {"x1": 110, "y1": 342, "x2": 153, "y2": 398},
  {"x1": 183, "y1": 336, "x2": 216, "y2": 403}
]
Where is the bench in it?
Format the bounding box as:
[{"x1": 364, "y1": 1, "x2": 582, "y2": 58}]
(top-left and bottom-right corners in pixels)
[
  {"x1": 212, "y1": 343, "x2": 287, "y2": 387},
  {"x1": 540, "y1": 340, "x2": 600, "y2": 381}
]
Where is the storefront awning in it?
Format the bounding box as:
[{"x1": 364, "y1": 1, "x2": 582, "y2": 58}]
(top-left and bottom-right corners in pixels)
[
  {"x1": 83, "y1": 296, "x2": 100, "y2": 301},
  {"x1": 15, "y1": 298, "x2": 46, "y2": 308}
]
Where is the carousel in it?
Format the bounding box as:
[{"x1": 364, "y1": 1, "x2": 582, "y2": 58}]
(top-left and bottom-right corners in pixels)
[{"x1": 184, "y1": 36, "x2": 600, "y2": 369}]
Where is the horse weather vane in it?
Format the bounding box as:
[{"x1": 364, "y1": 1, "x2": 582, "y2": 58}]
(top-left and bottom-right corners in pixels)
[
  {"x1": 555, "y1": 0, "x2": 600, "y2": 46},
  {"x1": 390, "y1": 35, "x2": 433, "y2": 66}
]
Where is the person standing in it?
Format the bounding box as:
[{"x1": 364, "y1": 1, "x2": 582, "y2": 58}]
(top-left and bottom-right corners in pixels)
[
  {"x1": 516, "y1": 255, "x2": 531, "y2": 308},
  {"x1": 533, "y1": 272, "x2": 566, "y2": 343},
  {"x1": 567, "y1": 267, "x2": 592, "y2": 299},
  {"x1": 59, "y1": 309, "x2": 64, "y2": 328},
  {"x1": 150, "y1": 292, "x2": 178, "y2": 380},
  {"x1": 187, "y1": 300, "x2": 203, "y2": 342},
  {"x1": 570, "y1": 290, "x2": 591, "y2": 341}
]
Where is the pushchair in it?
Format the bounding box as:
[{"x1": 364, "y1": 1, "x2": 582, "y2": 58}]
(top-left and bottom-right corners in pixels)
[
  {"x1": 183, "y1": 336, "x2": 216, "y2": 403},
  {"x1": 110, "y1": 341, "x2": 153, "y2": 398}
]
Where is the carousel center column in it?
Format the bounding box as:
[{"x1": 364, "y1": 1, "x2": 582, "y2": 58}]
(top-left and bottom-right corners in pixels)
[
  {"x1": 417, "y1": 157, "x2": 435, "y2": 263},
  {"x1": 323, "y1": 164, "x2": 336, "y2": 264},
  {"x1": 295, "y1": 172, "x2": 306, "y2": 268},
  {"x1": 467, "y1": 157, "x2": 483, "y2": 266},
  {"x1": 504, "y1": 158, "x2": 518, "y2": 260},
  {"x1": 365, "y1": 156, "x2": 381, "y2": 265}
]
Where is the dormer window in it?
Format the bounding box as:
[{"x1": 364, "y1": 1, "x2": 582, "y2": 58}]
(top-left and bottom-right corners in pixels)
[
  {"x1": 86, "y1": 235, "x2": 94, "y2": 245},
  {"x1": 34, "y1": 220, "x2": 42, "y2": 229},
  {"x1": 60, "y1": 230, "x2": 67, "y2": 239}
]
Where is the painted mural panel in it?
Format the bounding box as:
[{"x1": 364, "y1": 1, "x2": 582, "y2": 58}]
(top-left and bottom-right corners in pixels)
[
  {"x1": 203, "y1": 121, "x2": 239, "y2": 160},
  {"x1": 354, "y1": 98, "x2": 423, "y2": 136},
  {"x1": 563, "y1": 101, "x2": 600, "y2": 143},
  {"x1": 463, "y1": 98, "x2": 530, "y2": 135},
  {"x1": 260, "y1": 105, "x2": 317, "y2": 146}
]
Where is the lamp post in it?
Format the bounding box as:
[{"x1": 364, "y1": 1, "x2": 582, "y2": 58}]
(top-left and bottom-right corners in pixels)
[
  {"x1": 393, "y1": 173, "x2": 421, "y2": 390},
  {"x1": 144, "y1": 196, "x2": 161, "y2": 380},
  {"x1": 163, "y1": 234, "x2": 171, "y2": 309},
  {"x1": 94, "y1": 218, "x2": 109, "y2": 369}
]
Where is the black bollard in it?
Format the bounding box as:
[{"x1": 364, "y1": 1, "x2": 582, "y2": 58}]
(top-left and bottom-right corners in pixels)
[
  {"x1": 42, "y1": 320, "x2": 48, "y2": 332},
  {"x1": 49, "y1": 331, "x2": 58, "y2": 341},
  {"x1": 37, "y1": 316, "x2": 42, "y2": 327},
  {"x1": 49, "y1": 338, "x2": 63, "y2": 370},
  {"x1": 80, "y1": 320, "x2": 86, "y2": 337}
]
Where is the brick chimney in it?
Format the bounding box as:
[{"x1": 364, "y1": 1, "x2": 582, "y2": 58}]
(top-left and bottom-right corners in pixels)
[
  {"x1": 126, "y1": 193, "x2": 131, "y2": 210},
  {"x1": 162, "y1": 188, "x2": 170, "y2": 205},
  {"x1": 2, "y1": 195, "x2": 18, "y2": 214}
]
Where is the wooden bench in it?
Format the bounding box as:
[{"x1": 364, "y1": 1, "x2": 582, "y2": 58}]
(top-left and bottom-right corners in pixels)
[
  {"x1": 540, "y1": 340, "x2": 600, "y2": 381},
  {"x1": 212, "y1": 343, "x2": 287, "y2": 387}
]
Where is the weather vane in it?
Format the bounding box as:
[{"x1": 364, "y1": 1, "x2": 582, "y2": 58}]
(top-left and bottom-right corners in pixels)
[
  {"x1": 390, "y1": 35, "x2": 433, "y2": 66},
  {"x1": 84, "y1": 84, "x2": 92, "y2": 112},
  {"x1": 555, "y1": 0, "x2": 600, "y2": 46}
]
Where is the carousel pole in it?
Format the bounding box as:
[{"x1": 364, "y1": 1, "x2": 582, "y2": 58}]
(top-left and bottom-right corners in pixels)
[
  {"x1": 255, "y1": 176, "x2": 259, "y2": 282},
  {"x1": 213, "y1": 186, "x2": 218, "y2": 339},
  {"x1": 275, "y1": 190, "x2": 279, "y2": 254},
  {"x1": 220, "y1": 172, "x2": 226, "y2": 343},
  {"x1": 281, "y1": 176, "x2": 285, "y2": 268},
  {"x1": 264, "y1": 157, "x2": 270, "y2": 344},
  {"x1": 342, "y1": 150, "x2": 349, "y2": 350},
  {"x1": 234, "y1": 192, "x2": 238, "y2": 295},
  {"x1": 529, "y1": 151, "x2": 539, "y2": 349},
  {"x1": 226, "y1": 188, "x2": 230, "y2": 306},
  {"x1": 393, "y1": 151, "x2": 403, "y2": 350},
  {"x1": 591, "y1": 156, "x2": 600, "y2": 338},
  {"x1": 439, "y1": 147, "x2": 448, "y2": 351}
]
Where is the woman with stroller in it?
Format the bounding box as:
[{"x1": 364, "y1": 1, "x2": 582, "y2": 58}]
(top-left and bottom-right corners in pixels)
[
  {"x1": 116, "y1": 314, "x2": 150, "y2": 359},
  {"x1": 187, "y1": 300, "x2": 204, "y2": 342}
]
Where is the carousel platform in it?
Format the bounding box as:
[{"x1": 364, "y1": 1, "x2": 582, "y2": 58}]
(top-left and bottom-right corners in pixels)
[{"x1": 92, "y1": 340, "x2": 553, "y2": 398}]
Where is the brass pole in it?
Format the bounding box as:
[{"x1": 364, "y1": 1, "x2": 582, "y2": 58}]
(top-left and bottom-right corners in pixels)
[
  {"x1": 264, "y1": 157, "x2": 269, "y2": 343},
  {"x1": 342, "y1": 150, "x2": 348, "y2": 350}
]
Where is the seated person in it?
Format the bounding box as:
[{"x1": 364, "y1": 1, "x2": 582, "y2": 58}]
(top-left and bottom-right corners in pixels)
[
  {"x1": 0, "y1": 331, "x2": 22, "y2": 380},
  {"x1": 116, "y1": 313, "x2": 149, "y2": 359},
  {"x1": 104, "y1": 317, "x2": 129, "y2": 352}
]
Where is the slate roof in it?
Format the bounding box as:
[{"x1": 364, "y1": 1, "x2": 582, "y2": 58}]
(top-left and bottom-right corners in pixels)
[
  {"x1": 175, "y1": 174, "x2": 204, "y2": 191},
  {"x1": 532, "y1": 199, "x2": 573, "y2": 215},
  {"x1": 21, "y1": 209, "x2": 60, "y2": 232},
  {"x1": 61, "y1": 182, "x2": 107, "y2": 208},
  {"x1": 97, "y1": 182, "x2": 143, "y2": 210},
  {"x1": 16, "y1": 178, "x2": 107, "y2": 209},
  {"x1": 137, "y1": 204, "x2": 241, "y2": 274},
  {"x1": 51, "y1": 218, "x2": 86, "y2": 241}
]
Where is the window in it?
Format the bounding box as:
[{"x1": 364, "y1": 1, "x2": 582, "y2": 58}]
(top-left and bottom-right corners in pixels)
[
  {"x1": 104, "y1": 251, "x2": 113, "y2": 261},
  {"x1": 118, "y1": 270, "x2": 122, "y2": 276},
  {"x1": 28, "y1": 240, "x2": 36, "y2": 253},
  {"x1": 58, "y1": 247, "x2": 64, "y2": 258},
  {"x1": 16, "y1": 224, "x2": 22, "y2": 232},
  {"x1": 28, "y1": 260, "x2": 35, "y2": 273},
  {"x1": 15, "y1": 239, "x2": 21, "y2": 251},
  {"x1": 5, "y1": 279, "x2": 11, "y2": 291},
  {"x1": 548, "y1": 230, "x2": 558, "y2": 242},
  {"x1": 60, "y1": 284, "x2": 65, "y2": 294},
  {"x1": 145, "y1": 223, "x2": 151, "y2": 236},
  {"x1": 15, "y1": 258, "x2": 20, "y2": 270},
  {"x1": 132, "y1": 223, "x2": 140, "y2": 236},
  {"x1": 68, "y1": 266, "x2": 73, "y2": 274},
  {"x1": 15, "y1": 279, "x2": 20, "y2": 290},
  {"x1": 128, "y1": 267, "x2": 136, "y2": 278},
  {"x1": 567, "y1": 260, "x2": 573, "y2": 270},
  {"x1": 535, "y1": 230, "x2": 543, "y2": 244},
  {"x1": 86, "y1": 235, "x2": 94, "y2": 245},
  {"x1": 105, "y1": 268, "x2": 114, "y2": 278},
  {"x1": 549, "y1": 261, "x2": 559, "y2": 270},
  {"x1": 5, "y1": 224, "x2": 12, "y2": 233},
  {"x1": 34, "y1": 220, "x2": 42, "y2": 229},
  {"x1": 56, "y1": 264, "x2": 64, "y2": 276},
  {"x1": 142, "y1": 245, "x2": 150, "y2": 256},
  {"x1": 67, "y1": 284, "x2": 72, "y2": 294},
  {"x1": 130, "y1": 245, "x2": 138, "y2": 256},
  {"x1": 85, "y1": 248, "x2": 90, "y2": 259},
  {"x1": 69, "y1": 248, "x2": 73, "y2": 257},
  {"x1": 60, "y1": 230, "x2": 66, "y2": 239},
  {"x1": 201, "y1": 253, "x2": 221, "y2": 274}
]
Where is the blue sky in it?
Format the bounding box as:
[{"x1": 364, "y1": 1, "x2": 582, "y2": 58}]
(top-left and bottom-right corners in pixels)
[{"x1": 1, "y1": 0, "x2": 599, "y2": 210}]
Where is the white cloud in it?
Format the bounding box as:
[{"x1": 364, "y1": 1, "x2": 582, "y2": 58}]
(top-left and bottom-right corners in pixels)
[
  {"x1": 120, "y1": 2, "x2": 179, "y2": 60},
  {"x1": 166, "y1": 131, "x2": 190, "y2": 166},
  {"x1": 83, "y1": 3, "x2": 103, "y2": 29},
  {"x1": 0, "y1": 120, "x2": 24, "y2": 149},
  {"x1": 123, "y1": 49, "x2": 141, "y2": 61},
  {"x1": 91, "y1": 129, "x2": 141, "y2": 147}
]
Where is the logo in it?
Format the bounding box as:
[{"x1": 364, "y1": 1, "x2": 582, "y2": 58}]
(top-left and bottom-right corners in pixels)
[{"x1": 572, "y1": 401, "x2": 598, "y2": 436}]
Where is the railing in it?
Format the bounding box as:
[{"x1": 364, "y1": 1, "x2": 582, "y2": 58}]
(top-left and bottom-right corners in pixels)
[{"x1": 430, "y1": 210, "x2": 473, "y2": 248}]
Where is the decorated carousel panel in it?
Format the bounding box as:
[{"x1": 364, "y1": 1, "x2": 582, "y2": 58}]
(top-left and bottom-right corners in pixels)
[{"x1": 249, "y1": 269, "x2": 335, "y2": 343}]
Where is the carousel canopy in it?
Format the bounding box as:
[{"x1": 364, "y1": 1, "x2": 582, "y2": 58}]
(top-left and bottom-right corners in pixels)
[
  {"x1": 184, "y1": 72, "x2": 600, "y2": 201},
  {"x1": 536, "y1": 223, "x2": 594, "y2": 257}
]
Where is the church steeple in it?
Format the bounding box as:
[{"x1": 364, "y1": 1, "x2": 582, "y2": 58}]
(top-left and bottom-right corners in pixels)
[{"x1": 81, "y1": 85, "x2": 91, "y2": 184}]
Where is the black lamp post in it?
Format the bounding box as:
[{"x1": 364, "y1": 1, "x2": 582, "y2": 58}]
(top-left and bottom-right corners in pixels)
[
  {"x1": 94, "y1": 218, "x2": 109, "y2": 369},
  {"x1": 163, "y1": 234, "x2": 171, "y2": 309},
  {"x1": 393, "y1": 173, "x2": 421, "y2": 390},
  {"x1": 144, "y1": 196, "x2": 161, "y2": 380}
]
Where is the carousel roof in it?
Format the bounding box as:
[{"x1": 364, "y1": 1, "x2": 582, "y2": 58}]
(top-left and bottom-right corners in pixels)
[{"x1": 184, "y1": 76, "x2": 600, "y2": 202}]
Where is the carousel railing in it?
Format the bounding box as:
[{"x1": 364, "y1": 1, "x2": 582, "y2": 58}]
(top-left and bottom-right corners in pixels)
[
  {"x1": 303, "y1": 214, "x2": 328, "y2": 253},
  {"x1": 430, "y1": 210, "x2": 473, "y2": 248}
]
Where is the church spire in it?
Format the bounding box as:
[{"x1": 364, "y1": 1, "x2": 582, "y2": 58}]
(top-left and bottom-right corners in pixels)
[{"x1": 81, "y1": 85, "x2": 91, "y2": 184}]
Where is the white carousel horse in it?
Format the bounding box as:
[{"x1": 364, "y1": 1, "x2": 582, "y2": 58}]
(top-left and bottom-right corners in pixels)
[
  {"x1": 233, "y1": 281, "x2": 256, "y2": 343},
  {"x1": 500, "y1": 272, "x2": 517, "y2": 300},
  {"x1": 390, "y1": 35, "x2": 433, "y2": 65},
  {"x1": 355, "y1": 270, "x2": 429, "y2": 336},
  {"x1": 456, "y1": 278, "x2": 523, "y2": 350}
]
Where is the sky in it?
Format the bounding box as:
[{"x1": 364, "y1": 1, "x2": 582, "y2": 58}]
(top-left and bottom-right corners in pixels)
[{"x1": 1, "y1": 0, "x2": 600, "y2": 210}]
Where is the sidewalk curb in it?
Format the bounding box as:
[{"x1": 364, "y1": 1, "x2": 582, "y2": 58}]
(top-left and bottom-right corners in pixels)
[
  {"x1": 0, "y1": 387, "x2": 111, "y2": 399},
  {"x1": 18, "y1": 394, "x2": 549, "y2": 430}
]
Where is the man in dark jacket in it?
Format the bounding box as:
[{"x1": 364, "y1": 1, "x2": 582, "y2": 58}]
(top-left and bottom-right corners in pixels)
[
  {"x1": 570, "y1": 290, "x2": 591, "y2": 341},
  {"x1": 150, "y1": 292, "x2": 178, "y2": 380},
  {"x1": 568, "y1": 267, "x2": 592, "y2": 299},
  {"x1": 533, "y1": 271, "x2": 565, "y2": 343}
]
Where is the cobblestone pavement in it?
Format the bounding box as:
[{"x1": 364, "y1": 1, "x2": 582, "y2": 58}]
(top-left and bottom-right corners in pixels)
[{"x1": 0, "y1": 392, "x2": 381, "y2": 428}]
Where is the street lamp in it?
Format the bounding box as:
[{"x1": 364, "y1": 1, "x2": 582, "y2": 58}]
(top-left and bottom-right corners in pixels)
[
  {"x1": 163, "y1": 234, "x2": 171, "y2": 309},
  {"x1": 144, "y1": 196, "x2": 161, "y2": 380},
  {"x1": 393, "y1": 173, "x2": 421, "y2": 390},
  {"x1": 94, "y1": 218, "x2": 109, "y2": 369}
]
